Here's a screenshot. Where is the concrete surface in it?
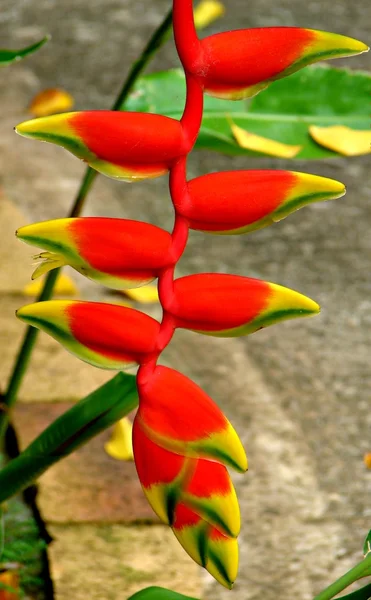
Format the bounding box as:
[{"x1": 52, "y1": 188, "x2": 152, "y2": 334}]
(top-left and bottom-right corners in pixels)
[{"x1": 0, "y1": 1, "x2": 370, "y2": 599}]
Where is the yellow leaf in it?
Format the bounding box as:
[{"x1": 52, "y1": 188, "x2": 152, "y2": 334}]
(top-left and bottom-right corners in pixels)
[
  {"x1": 364, "y1": 453, "x2": 371, "y2": 469},
  {"x1": 104, "y1": 417, "x2": 134, "y2": 461},
  {"x1": 193, "y1": 0, "x2": 225, "y2": 29},
  {"x1": 23, "y1": 273, "x2": 78, "y2": 296},
  {"x1": 309, "y1": 125, "x2": 371, "y2": 156},
  {"x1": 0, "y1": 570, "x2": 20, "y2": 600},
  {"x1": 230, "y1": 121, "x2": 302, "y2": 158},
  {"x1": 123, "y1": 284, "x2": 159, "y2": 304},
  {"x1": 28, "y1": 88, "x2": 74, "y2": 117}
]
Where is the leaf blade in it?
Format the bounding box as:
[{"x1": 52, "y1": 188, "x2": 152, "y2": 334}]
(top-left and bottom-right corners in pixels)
[
  {"x1": 0, "y1": 36, "x2": 50, "y2": 66},
  {"x1": 123, "y1": 65, "x2": 371, "y2": 159},
  {"x1": 0, "y1": 372, "x2": 138, "y2": 503},
  {"x1": 127, "y1": 587, "x2": 200, "y2": 600}
]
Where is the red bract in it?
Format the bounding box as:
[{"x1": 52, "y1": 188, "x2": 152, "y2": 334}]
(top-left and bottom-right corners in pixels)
[
  {"x1": 161, "y1": 273, "x2": 319, "y2": 336},
  {"x1": 16, "y1": 300, "x2": 160, "y2": 369},
  {"x1": 173, "y1": 0, "x2": 368, "y2": 99},
  {"x1": 16, "y1": 111, "x2": 190, "y2": 181},
  {"x1": 137, "y1": 365, "x2": 247, "y2": 473},
  {"x1": 177, "y1": 171, "x2": 345, "y2": 234},
  {"x1": 17, "y1": 218, "x2": 174, "y2": 289}
]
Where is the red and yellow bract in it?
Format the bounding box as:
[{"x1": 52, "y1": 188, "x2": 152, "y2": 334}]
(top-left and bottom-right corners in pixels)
[{"x1": 17, "y1": 218, "x2": 174, "y2": 289}]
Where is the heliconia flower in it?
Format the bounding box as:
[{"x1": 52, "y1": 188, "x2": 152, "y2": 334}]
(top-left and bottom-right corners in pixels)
[
  {"x1": 136, "y1": 366, "x2": 247, "y2": 473},
  {"x1": 16, "y1": 300, "x2": 160, "y2": 369},
  {"x1": 161, "y1": 273, "x2": 319, "y2": 336},
  {"x1": 172, "y1": 2, "x2": 369, "y2": 100},
  {"x1": 15, "y1": 111, "x2": 190, "y2": 182},
  {"x1": 177, "y1": 170, "x2": 345, "y2": 235},
  {"x1": 133, "y1": 369, "x2": 244, "y2": 588},
  {"x1": 16, "y1": 218, "x2": 173, "y2": 289}
]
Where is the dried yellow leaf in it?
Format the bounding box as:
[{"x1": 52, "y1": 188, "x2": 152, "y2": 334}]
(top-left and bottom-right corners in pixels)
[
  {"x1": 28, "y1": 88, "x2": 74, "y2": 117},
  {"x1": 194, "y1": 0, "x2": 225, "y2": 29},
  {"x1": 364, "y1": 453, "x2": 371, "y2": 469},
  {"x1": 123, "y1": 284, "x2": 159, "y2": 304},
  {"x1": 104, "y1": 417, "x2": 134, "y2": 461},
  {"x1": 309, "y1": 125, "x2": 371, "y2": 156},
  {"x1": 23, "y1": 273, "x2": 78, "y2": 296},
  {"x1": 0, "y1": 570, "x2": 20, "y2": 600},
  {"x1": 230, "y1": 122, "x2": 302, "y2": 158}
]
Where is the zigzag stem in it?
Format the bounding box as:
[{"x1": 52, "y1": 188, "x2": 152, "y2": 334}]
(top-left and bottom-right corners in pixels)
[{"x1": 136, "y1": 74, "x2": 203, "y2": 391}]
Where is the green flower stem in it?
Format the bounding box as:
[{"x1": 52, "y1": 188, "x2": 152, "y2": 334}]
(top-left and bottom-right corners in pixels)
[
  {"x1": 0, "y1": 6, "x2": 173, "y2": 446},
  {"x1": 313, "y1": 555, "x2": 371, "y2": 600}
]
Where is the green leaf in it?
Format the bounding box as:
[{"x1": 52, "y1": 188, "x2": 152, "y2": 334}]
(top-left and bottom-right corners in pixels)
[
  {"x1": 363, "y1": 531, "x2": 371, "y2": 557},
  {"x1": 337, "y1": 583, "x2": 371, "y2": 600},
  {"x1": 0, "y1": 36, "x2": 50, "y2": 66},
  {"x1": 127, "y1": 587, "x2": 199, "y2": 600},
  {"x1": 0, "y1": 372, "x2": 138, "y2": 503},
  {"x1": 123, "y1": 65, "x2": 371, "y2": 159}
]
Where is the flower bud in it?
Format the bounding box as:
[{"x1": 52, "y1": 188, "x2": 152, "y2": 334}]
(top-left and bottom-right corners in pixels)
[
  {"x1": 16, "y1": 218, "x2": 173, "y2": 289},
  {"x1": 16, "y1": 300, "x2": 159, "y2": 369}
]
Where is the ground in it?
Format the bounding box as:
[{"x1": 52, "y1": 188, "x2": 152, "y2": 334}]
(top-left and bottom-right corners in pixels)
[{"x1": 0, "y1": 1, "x2": 370, "y2": 599}]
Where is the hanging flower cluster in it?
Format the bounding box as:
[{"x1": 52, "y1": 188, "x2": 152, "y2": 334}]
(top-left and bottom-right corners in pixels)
[{"x1": 15, "y1": 0, "x2": 367, "y2": 589}]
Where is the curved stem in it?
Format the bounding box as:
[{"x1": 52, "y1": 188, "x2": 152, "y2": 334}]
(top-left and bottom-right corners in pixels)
[
  {"x1": 0, "y1": 7, "x2": 175, "y2": 447},
  {"x1": 173, "y1": 0, "x2": 203, "y2": 71},
  {"x1": 181, "y1": 72, "x2": 204, "y2": 149},
  {"x1": 313, "y1": 555, "x2": 371, "y2": 600}
]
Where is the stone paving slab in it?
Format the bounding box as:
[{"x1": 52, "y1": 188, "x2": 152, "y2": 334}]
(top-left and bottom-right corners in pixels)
[
  {"x1": 48, "y1": 524, "x2": 203, "y2": 600},
  {"x1": 14, "y1": 402, "x2": 156, "y2": 524}
]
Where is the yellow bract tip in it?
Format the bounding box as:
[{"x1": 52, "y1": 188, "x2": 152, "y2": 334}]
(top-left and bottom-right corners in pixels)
[{"x1": 15, "y1": 112, "x2": 76, "y2": 139}]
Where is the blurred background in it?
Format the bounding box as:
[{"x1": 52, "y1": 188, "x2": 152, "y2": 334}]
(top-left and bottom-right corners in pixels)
[{"x1": 0, "y1": 1, "x2": 370, "y2": 599}]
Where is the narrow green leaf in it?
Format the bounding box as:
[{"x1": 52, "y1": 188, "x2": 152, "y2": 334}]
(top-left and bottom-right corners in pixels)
[
  {"x1": 0, "y1": 36, "x2": 50, "y2": 66},
  {"x1": 336, "y1": 583, "x2": 371, "y2": 600},
  {"x1": 123, "y1": 65, "x2": 371, "y2": 159},
  {"x1": 127, "y1": 587, "x2": 199, "y2": 600},
  {"x1": 363, "y1": 531, "x2": 371, "y2": 557},
  {"x1": 0, "y1": 372, "x2": 138, "y2": 503}
]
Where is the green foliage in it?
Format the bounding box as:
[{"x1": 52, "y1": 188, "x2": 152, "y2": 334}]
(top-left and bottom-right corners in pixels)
[
  {"x1": 0, "y1": 36, "x2": 50, "y2": 66},
  {"x1": 363, "y1": 531, "x2": 371, "y2": 557},
  {"x1": 124, "y1": 65, "x2": 371, "y2": 159},
  {"x1": 0, "y1": 495, "x2": 46, "y2": 599},
  {"x1": 127, "y1": 587, "x2": 199, "y2": 600},
  {"x1": 338, "y1": 583, "x2": 371, "y2": 600},
  {"x1": 0, "y1": 372, "x2": 137, "y2": 503}
]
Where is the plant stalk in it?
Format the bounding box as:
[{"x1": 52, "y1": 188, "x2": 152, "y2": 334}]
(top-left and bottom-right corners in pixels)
[
  {"x1": 0, "y1": 6, "x2": 173, "y2": 445},
  {"x1": 313, "y1": 555, "x2": 371, "y2": 600}
]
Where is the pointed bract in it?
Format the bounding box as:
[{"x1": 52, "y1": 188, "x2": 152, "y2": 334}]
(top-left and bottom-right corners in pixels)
[
  {"x1": 16, "y1": 218, "x2": 173, "y2": 289},
  {"x1": 163, "y1": 274, "x2": 319, "y2": 336},
  {"x1": 181, "y1": 170, "x2": 345, "y2": 234},
  {"x1": 196, "y1": 28, "x2": 369, "y2": 99},
  {"x1": 16, "y1": 300, "x2": 160, "y2": 369},
  {"x1": 15, "y1": 111, "x2": 189, "y2": 181},
  {"x1": 137, "y1": 366, "x2": 247, "y2": 473}
]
